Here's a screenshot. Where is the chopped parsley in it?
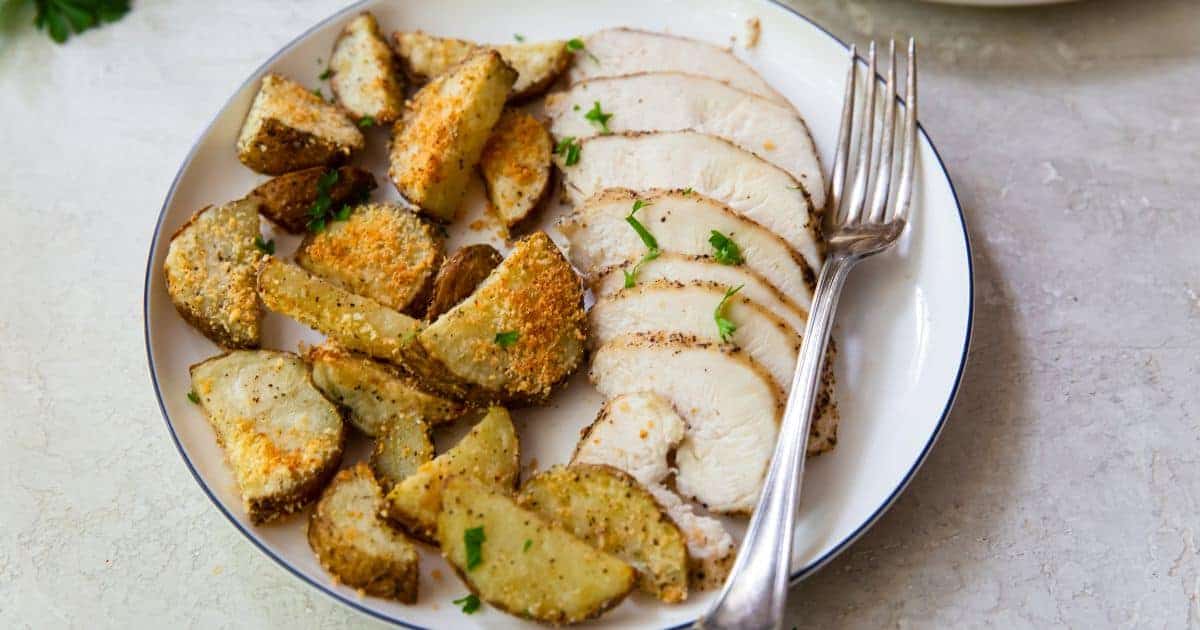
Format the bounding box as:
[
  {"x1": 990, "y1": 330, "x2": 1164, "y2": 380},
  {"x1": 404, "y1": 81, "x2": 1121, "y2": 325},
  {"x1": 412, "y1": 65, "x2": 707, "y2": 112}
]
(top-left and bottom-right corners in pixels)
[
  {"x1": 357, "y1": 115, "x2": 375, "y2": 128},
  {"x1": 513, "y1": 33, "x2": 525, "y2": 42},
  {"x1": 254, "y1": 235, "x2": 276, "y2": 255},
  {"x1": 584, "y1": 101, "x2": 612, "y2": 135},
  {"x1": 714, "y1": 285, "x2": 744, "y2": 342},
  {"x1": 622, "y1": 200, "x2": 659, "y2": 288},
  {"x1": 33, "y1": 0, "x2": 130, "y2": 44},
  {"x1": 187, "y1": 391, "x2": 200, "y2": 404},
  {"x1": 682, "y1": 187, "x2": 694, "y2": 195},
  {"x1": 573, "y1": 104, "x2": 581, "y2": 111},
  {"x1": 333, "y1": 204, "x2": 353, "y2": 221},
  {"x1": 523, "y1": 539, "x2": 532, "y2": 552},
  {"x1": 464, "y1": 526, "x2": 486, "y2": 570},
  {"x1": 306, "y1": 169, "x2": 340, "y2": 233},
  {"x1": 554, "y1": 136, "x2": 581, "y2": 166},
  {"x1": 566, "y1": 37, "x2": 599, "y2": 63},
  {"x1": 708, "y1": 230, "x2": 743, "y2": 265},
  {"x1": 311, "y1": 87, "x2": 327, "y2": 101},
  {"x1": 318, "y1": 67, "x2": 332, "y2": 80},
  {"x1": 494, "y1": 330, "x2": 519, "y2": 348},
  {"x1": 453, "y1": 593, "x2": 481, "y2": 614}
]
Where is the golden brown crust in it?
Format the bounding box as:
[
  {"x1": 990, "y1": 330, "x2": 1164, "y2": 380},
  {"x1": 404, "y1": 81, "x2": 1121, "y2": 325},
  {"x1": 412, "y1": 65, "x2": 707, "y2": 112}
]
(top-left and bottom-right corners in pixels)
[
  {"x1": 423, "y1": 244, "x2": 503, "y2": 320},
  {"x1": 236, "y1": 74, "x2": 364, "y2": 175},
  {"x1": 247, "y1": 166, "x2": 377, "y2": 234}
]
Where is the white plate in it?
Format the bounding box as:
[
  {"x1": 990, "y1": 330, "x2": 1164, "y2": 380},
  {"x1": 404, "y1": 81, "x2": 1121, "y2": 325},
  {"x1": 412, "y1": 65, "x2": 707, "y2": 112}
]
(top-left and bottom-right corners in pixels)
[{"x1": 143, "y1": 1, "x2": 973, "y2": 627}]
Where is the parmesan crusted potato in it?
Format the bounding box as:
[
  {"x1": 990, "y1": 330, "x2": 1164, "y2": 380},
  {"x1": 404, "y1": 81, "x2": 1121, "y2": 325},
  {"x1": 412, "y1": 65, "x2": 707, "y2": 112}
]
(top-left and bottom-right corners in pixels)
[
  {"x1": 306, "y1": 341, "x2": 463, "y2": 437},
  {"x1": 246, "y1": 166, "x2": 376, "y2": 234},
  {"x1": 296, "y1": 203, "x2": 444, "y2": 314},
  {"x1": 413, "y1": 231, "x2": 585, "y2": 403},
  {"x1": 480, "y1": 109, "x2": 552, "y2": 228},
  {"x1": 236, "y1": 74, "x2": 364, "y2": 175},
  {"x1": 329, "y1": 12, "x2": 405, "y2": 124},
  {"x1": 308, "y1": 464, "x2": 420, "y2": 602},
  {"x1": 190, "y1": 350, "x2": 345, "y2": 524},
  {"x1": 388, "y1": 50, "x2": 516, "y2": 222},
  {"x1": 256, "y1": 257, "x2": 422, "y2": 364},
  {"x1": 384, "y1": 407, "x2": 518, "y2": 541},
  {"x1": 370, "y1": 416, "x2": 434, "y2": 493},
  {"x1": 164, "y1": 198, "x2": 263, "y2": 349},
  {"x1": 437, "y1": 477, "x2": 636, "y2": 624},
  {"x1": 519, "y1": 465, "x2": 690, "y2": 603},
  {"x1": 391, "y1": 31, "x2": 570, "y2": 101},
  {"x1": 424, "y1": 244, "x2": 502, "y2": 320}
]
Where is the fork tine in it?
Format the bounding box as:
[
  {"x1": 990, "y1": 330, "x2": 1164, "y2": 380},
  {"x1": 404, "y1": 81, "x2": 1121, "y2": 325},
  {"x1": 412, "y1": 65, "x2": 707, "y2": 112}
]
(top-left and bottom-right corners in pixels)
[
  {"x1": 843, "y1": 41, "x2": 877, "y2": 225},
  {"x1": 867, "y1": 40, "x2": 897, "y2": 224},
  {"x1": 827, "y1": 44, "x2": 857, "y2": 221},
  {"x1": 892, "y1": 38, "x2": 918, "y2": 225}
]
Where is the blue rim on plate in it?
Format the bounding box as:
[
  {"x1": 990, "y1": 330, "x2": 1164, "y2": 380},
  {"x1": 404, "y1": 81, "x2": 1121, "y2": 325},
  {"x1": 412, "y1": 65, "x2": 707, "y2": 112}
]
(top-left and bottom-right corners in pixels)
[{"x1": 142, "y1": 2, "x2": 973, "y2": 627}]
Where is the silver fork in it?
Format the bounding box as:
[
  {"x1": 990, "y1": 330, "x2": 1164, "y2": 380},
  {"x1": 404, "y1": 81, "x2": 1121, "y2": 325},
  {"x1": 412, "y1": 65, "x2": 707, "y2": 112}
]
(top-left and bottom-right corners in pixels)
[{"x1": 698, "y1": 39, "x2": 918, "y2": 630}]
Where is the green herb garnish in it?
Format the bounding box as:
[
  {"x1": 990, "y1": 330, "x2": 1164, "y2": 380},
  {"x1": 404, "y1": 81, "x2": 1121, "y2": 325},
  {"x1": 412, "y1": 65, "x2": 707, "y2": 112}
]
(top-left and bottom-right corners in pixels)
[
  {"x1": 464, "y1": 526, "x2": 486, "y2": 570},
  {"x1": 333, "y1": 205, "x2": 353, "y2": 221},
  {"x1": 513, "y1": 33, "x2": 525, "y2": 42},
  {"x1": 554, "y1": 136, "x2": 581, "y2": 166},
  {"x1": 622, "y1": 200, "x2": 659, "y2": 288},
  {"x1": 566, "y1": 37, "x2": 599, "y2": 63},
  {"x1": 682, "y1": 187, "x2": 694, "y2": 195},
  {"x1": 187, "y1": 391, "x2": 200, "y2": 404},
  {"x1": 453, "y1": 593, "x2": 481, "y2": 614},
  {"x1": 523, "y1": 539, "x2": 532, "y2": 552},
  {"x1": 254, "y1": 235, "x2": 276, "y2": 255},
  {"x1": 311, "y1": 87, "x2": 325, "y2": 100},
  {"x1": 714, "y1": 285, "x2": 744, "y2": 342},
  {"x1": 318, "y1": 67, "x2": 332, "y2": 80},
  {"x1": 494, "y1": 330, "x2": 519, "y2": 348},
  {"x1": 584, "y1": 101, "x2": 612, "y2": 135},
  {"x1": 708, "y1": 230, "x2": 743, "y2": 265},
  {"x1": 33, "y1": 0, "x2": 130, "y2": 44},
  {"x1": 357, "y1": 115, "x2": 375, "y2": 128},
  {"x1": 306, "y1": 169, "x2": 340, "y2": 232}
]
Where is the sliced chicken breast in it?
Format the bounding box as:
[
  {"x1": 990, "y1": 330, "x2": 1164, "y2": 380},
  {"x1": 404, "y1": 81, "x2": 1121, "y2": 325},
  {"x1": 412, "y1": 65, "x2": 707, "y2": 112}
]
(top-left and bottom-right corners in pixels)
[
  {"x1": 546, "y1": 73, "x2": 825, "y2": 208},
  {"x1": 568, "y1": 28, "x2": 787, "y2": 106},
  {"x1": 591, "y1": 253, "x2": 807, "y2": 335},
  {"x1": 572, "y1": 393, "x2": 735, "y2": 587},
  {"x1": 560, "y1": 132, "x2": 822, "y2": 273},
  {"x1": 590, "y1": 333, "x2": 782, "y2": 514},
  {"x1": 589, "y1": 281, "x2": 801, "y2": 392},
  {"x1": 558, "y1": 188, "x2": 814, "y2": 308}
]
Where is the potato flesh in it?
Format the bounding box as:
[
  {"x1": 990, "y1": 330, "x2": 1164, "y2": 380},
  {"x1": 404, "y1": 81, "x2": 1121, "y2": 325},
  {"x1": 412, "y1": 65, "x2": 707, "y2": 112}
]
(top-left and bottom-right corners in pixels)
[
  {"x1": 480, "y1": 109, "x2": 552, "y2": 227},
  {"x1": 329, "y1": 12, "x2": 405, "y2": 123},
  {"x1": 391, "y1": 31, "x2": 569, "y2": 99},
  {"x1": 438, "y1": 477, "x2": 635, "y2": 624}
]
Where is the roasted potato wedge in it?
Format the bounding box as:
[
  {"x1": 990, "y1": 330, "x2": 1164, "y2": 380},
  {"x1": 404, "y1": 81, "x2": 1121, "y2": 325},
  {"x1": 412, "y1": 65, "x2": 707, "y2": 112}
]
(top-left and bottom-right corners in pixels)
[
  {"x1": 391, "y1": 31, "x2": 570, "y2": 100},
  {"x1": 329, "y1": 12, "x2": 405, "y2": 124},
  {"x1": 438, "y1": 477, "x2": 636, "y2": 624},
  {"x1": 246, "y1": 166, "x2": 376, "y2": 234},
  {"x1": 257, "y1": 257, "x2": 422, "y2": 363},
  {"x1": 388, "y1": 50, "x2": 516, "y2": 222},
  {"x1": 236, "y1": 74, "x2": 364, "y2": 175},
  {"x1": 384, "y1": 407, "x2": 518, "y2": 541},
  {"x1": 306, "y1": 342, "x2": 463, "y2": 437},
  {"x1": 480, "y1": 109, "x2": 552, "y2": 228},
  {"x1": 308, "y1": 464, "x2": 420, "y2": 602},
  {"x1": 414, "y1": 232, "x2": 585, "y2": 403},
  {"x1": 370, "y1": 417, "x2": 435, "y2": 493},
  {"x1": 164, "y1": 199, "x2": 263, "y2": 349},
  {"x1": 424, "y1": 244, "x2": 502, "y2": 320},
  {"x1": 190, "y1": 350, "x2": 345, "y2": 524},
  {"x1": 519, "y1": 464, "x2": 689, "y2": 603},
  {"x1": 296, "y1": 203, "x2": 444, "y2": 314}
]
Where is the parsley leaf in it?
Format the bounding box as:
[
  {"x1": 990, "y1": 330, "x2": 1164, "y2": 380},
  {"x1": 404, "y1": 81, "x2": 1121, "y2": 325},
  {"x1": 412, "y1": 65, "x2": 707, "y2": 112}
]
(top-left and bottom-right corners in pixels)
[
  {"x1": 681, "y1": 187, "x2": 694, "y2": 195},
  {"x1": 357, "y1": 115, "x2": 375, "y2": 128},
  {"x1": 714, "y1": 285, "x2": 744, "y2": 342},
  {"x1": 453, "y1": 593, "x2": 481, "y2": 614},
  {"x1": 584, "y1": 101, "x2": 613, "y2": 135},
  {"x1": 254, "y1": 236, "x2": 275, "y2": 255},
  {"x1": 494, "y1": 330, "x2": 519, "y2": 348},
  {"x1": 554, "y1": 136, "x2": 581, "y2": 166},
  {"x1": 622, "y1": 200, "x2": 659, "y2": 287},
  {"x1": 566, "y1": 37, "x2": 599, "y2": 63},
  {"x1": 33, "y1": 0, "x2": 130, "y2": 44},
  {"x1": 513, "y1": 33, "x2": 525, "y2": 42},
  {"x1": 464, "y1": 526, "x2": 486, "y2": 570},
  {"x1": 306, "y1": 217, "x2": 326, "y2": 233},
  {"x1": 318, "y1": 67, "x2": 332, "y2": 80},
  {"x1": 187, "y1": 390, "x2": 200, "y2": 404},
  {"x1": 333, "y1": 205, "x2": 352, "y2": 221},
  {"x1": 306, "y1": 169, "x2": 341, "y2": 232},
  {"x1": 523, "y1": 539, "x2": 532, "y2": 552},
  {"x1": 708, "y1": 230, "x2": 743, "y2": 265}
]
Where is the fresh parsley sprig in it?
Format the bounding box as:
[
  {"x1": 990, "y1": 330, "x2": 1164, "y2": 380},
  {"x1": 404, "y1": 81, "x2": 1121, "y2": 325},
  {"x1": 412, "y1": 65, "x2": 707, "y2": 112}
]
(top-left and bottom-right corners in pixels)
[
  {"x1": 306, "y1": 169, "x2": 347, "y2": 233},
  {"x1": 494, "y1": 330, "x2": 519, "y2": 348},
  {"x1": 453, "y1": 593, "x2": 481, "y2": 614},
  {"x1": 622, "y1": 200, "x2": 659, "y2": 288},
  {"x1": 464, "y1": 526, "x2": 486, "y2": 571},
  {"x1": 714, "y1": 285, "x2": 744, "y2": 342},
  {"x1": 584, "y1": 101, "x2": 612, "y2": 135},
  {"x1": 554, "y1": 136, "x2": 581, "y2": 166},
  {"x1": 254, "y1": 235, "x2": 275, "y2": 255},
  {"x1": 32, "y1": 0, "x2": 129, "y2": 44},
  {"x1": 708, "y1": 230, "x2": 743, "y2": 265}
]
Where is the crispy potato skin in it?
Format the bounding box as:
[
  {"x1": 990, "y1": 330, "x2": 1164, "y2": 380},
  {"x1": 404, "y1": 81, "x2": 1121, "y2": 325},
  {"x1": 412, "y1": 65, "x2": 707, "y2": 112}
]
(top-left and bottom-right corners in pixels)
[
  {"x1": 236, "y1": 74, "x2": 364, "y2": 175},
  {"x1": 308, "y1": 464, "x2": 420, "y2": 602},
  {"x1": 437, "y1": 477, "x2": 636, "y2": 624},
  {"x1": 519, "y1": 464, "x2": 690, "y2": 603},
  {"x1": 164, "y1": 199, "x2": 263, "y2": 349},
  {"x1": 189, "y1": 350, "x2": 345, "y2": 524},
  {"x1": 388, "y1": 50, "x2": 516, "y2": 222},
  {"x1": 424, "y1": 244, "x2": 503, "y2": 320},
  {"x1": 329, "y1": 12, "x2": 406, "y2": 123},
  {"x1": 296, "y1": 203, "x2": 444, "y2": 314},
  {"x1": 390, "y1": 31, "x2": 570, "y2": 101},
  {"x1": 480, "y1": 109, "x2": 552, "y2": 228},
  {"x1": 246, "y1": 166, "x2": 376, "y2": 234},
  {"x1": 384, "y1": 407, "x2": 518, "y2": 541}
]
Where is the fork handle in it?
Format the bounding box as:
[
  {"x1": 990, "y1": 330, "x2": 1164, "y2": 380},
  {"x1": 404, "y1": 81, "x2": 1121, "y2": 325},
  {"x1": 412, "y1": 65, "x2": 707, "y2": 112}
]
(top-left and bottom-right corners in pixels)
[{"x1": 699, "y1": 253, "x2": 856, "y2": 630}]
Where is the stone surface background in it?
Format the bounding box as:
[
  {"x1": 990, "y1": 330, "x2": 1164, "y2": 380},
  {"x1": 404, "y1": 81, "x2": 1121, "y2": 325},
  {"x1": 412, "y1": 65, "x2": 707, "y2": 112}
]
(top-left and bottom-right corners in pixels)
[{"x1": 1, "y1": 0, "x2": 1197, "y2": 627}]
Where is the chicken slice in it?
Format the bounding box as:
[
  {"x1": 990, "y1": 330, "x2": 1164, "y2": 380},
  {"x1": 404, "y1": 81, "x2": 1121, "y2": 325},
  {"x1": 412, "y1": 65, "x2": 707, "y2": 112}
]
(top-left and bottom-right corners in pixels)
[
  {"x1": 590, "y1": 333, "x2": 782, "y2": 514},
  {"x1": 567, "y1": 28, "x2": 787, "y2": 105},
  {"x1": 560, "y1": 132, "x2": 822, "y2": 273},
  {"x1": 546, "y1": 73, "x2": 824, "y2": 208},
  {"x1": 558, "y1": 188, "x2": 814, "y2": 309}
]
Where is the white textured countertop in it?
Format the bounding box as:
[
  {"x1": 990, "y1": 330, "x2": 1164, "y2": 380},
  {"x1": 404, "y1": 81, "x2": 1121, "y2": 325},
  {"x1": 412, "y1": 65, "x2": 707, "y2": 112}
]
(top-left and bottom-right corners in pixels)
[{"x1": 2, "y1": 0, "x2": 1198, "y2": 627}]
